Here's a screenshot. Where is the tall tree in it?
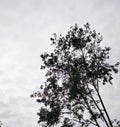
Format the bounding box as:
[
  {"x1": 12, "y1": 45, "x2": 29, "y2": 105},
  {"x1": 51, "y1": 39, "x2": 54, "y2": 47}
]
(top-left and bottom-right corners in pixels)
[{"x1": 31, "y1": 23, "x2": 119, "y2": 127}]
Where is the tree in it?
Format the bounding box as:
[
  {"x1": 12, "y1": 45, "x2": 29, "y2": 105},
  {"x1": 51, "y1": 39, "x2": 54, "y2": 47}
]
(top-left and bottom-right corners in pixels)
[{"x1": 31, "y1": 23, "x2": 119, "y2": 127}]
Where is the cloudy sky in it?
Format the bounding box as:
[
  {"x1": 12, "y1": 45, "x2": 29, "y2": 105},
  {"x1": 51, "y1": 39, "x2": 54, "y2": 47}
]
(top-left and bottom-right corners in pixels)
[{"x1": 0, "y1": 0, "x2": 120, "y2": 127}]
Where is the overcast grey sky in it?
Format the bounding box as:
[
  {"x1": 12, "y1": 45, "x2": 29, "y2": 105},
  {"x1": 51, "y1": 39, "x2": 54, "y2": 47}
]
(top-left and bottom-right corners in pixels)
[{"x1": 0, "y1": 0, "x2": 120, "y2": 127}]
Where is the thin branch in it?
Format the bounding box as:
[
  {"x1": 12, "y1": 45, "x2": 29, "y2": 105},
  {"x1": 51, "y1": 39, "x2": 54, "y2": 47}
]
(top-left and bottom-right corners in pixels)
[
  {"x1": 93, "y1": 80, "x2": 113, "y2": 127},
  {"x1": 81, "y1": 117, "x2": 97, "y2": 126},
  {"x1": 80, "y1": 91, "x2": 100, "y2": 127},
  {"x1": 86, "y1": 85, "x2": 110, "y2": 127},
  {"x1": 89, "y1": 93, "x2": 110, "y2": 127}
]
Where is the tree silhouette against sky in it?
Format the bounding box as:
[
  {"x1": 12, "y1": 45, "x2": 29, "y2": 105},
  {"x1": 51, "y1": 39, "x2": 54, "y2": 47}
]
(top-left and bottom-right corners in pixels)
[{"x1": 31, "y1": 23, "x2": 119, "y2": 127}]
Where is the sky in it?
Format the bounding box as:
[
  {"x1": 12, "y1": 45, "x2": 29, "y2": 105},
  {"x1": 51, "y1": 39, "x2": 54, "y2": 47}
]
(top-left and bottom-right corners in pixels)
[{"x1": 0, "y1": 0, "x2": 120, "y2": 127}]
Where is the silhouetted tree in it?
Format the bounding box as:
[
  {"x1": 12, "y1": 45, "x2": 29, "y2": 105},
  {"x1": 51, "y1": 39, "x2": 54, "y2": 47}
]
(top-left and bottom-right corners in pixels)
[{"x1": 31, "y1": 23, "x2": 119, "y2": 127}]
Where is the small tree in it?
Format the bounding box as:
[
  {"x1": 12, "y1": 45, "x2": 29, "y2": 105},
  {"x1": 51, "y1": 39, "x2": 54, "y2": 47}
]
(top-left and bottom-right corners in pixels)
[{"x1": 31, "y1": 23, "x2": 119, "y2": 127}]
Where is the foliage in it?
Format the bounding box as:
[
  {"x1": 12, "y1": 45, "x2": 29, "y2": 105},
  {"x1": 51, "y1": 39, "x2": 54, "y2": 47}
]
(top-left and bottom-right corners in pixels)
[{"x1": 31, "y1": 23, "x2": 119, "y2": 127}]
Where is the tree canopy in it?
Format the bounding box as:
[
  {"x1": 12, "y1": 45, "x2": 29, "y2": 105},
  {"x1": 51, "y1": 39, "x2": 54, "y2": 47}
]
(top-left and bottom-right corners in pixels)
[{"x1": 31, "y1": 23, "x2": 119, "y2": 127}]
